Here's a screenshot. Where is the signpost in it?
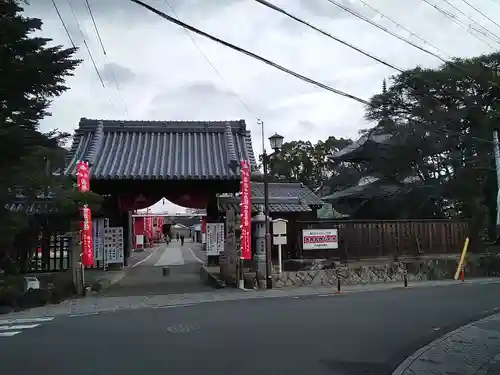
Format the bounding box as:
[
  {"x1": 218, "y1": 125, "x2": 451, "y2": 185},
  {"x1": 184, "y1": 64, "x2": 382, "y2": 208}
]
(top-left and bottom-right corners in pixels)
[{"x1": 272, "y1": 218, "x2": 288, "y2": 273}]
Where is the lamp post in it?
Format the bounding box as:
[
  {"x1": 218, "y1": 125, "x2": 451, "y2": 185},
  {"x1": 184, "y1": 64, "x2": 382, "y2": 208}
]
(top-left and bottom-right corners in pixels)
[{"x1": 260, "y1": 123, "x2": 284, "y2": 289}]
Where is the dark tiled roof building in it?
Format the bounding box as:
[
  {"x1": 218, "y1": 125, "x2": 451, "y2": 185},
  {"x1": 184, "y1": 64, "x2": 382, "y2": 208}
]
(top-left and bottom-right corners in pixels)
[
  {"x1": 65, "y1": 118, "x2": 257, "y2": 180},
  {"x1": 218, "y1": 182, "x2": 323, "y2": 213}
]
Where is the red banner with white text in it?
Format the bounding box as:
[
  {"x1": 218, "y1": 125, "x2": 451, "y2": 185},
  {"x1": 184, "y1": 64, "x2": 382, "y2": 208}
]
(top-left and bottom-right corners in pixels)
[
  {"x1": 77, "y1": 160, "x2": 94, "y2": 266},
  {"x1": 76, "y1": 161, "x2": 90, "y2": 193},
  {"x1": 240, "y1": 160, "x2": 252, "y2": 260},
  {"x1": 81, "y1": 205, "x2": 94, "y2": 266}
]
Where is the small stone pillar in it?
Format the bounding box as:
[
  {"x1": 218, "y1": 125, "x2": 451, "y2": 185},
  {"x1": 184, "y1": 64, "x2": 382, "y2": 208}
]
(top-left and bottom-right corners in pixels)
[{"x1": 252, "y1": 208, "x2": 267, "y2": 288}]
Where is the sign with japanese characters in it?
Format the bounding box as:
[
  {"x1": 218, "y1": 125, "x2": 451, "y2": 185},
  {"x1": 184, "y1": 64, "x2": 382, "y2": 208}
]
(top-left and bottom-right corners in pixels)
[
  {"x1": 81, "y1": 205, "x2": 94, "y2": 266},
  {"x1": 76, "y1": 161, "x2": 90, "y2": 193},
  {"x1": 240, "y1": 160, "x2": 252, "y2": 260}
]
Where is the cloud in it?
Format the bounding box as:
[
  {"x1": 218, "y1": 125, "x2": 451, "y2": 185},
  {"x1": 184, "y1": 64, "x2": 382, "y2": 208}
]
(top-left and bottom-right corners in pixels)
[
  {"x1": 21, "y1": 0, "x2": 500, "y2": 148},
  {"x1": 99, "y1": 63, "x2": 136, "y2": 85}
]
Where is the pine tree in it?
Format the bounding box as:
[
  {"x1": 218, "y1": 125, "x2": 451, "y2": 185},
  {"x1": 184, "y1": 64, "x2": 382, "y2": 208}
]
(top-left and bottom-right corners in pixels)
[{"x1": 0, "y1": 0, "x2": 84, "y2": 265}]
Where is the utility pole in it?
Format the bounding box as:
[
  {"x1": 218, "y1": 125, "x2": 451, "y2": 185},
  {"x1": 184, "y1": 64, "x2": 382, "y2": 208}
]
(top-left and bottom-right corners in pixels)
[{"x1": 493, "y1": 130, "x2": 500, "y2": 238}]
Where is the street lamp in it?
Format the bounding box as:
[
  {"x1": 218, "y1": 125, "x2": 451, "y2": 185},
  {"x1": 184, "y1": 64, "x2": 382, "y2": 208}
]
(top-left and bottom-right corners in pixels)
[{"x1": 261, "y1": 126, "x2": 284, "y2": 289}]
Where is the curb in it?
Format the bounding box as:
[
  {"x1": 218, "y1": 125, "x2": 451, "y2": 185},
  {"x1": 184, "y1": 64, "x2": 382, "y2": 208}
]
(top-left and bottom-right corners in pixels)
[
  {"x1": 4, "y1": 277, "x2": 500, "y2": 320},
  {"x1": 391, "y1": 312, "x2": 500, "y2": 375}
]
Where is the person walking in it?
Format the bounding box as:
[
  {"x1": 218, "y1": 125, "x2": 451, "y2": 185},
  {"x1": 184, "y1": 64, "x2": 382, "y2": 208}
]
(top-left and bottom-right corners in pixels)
[
  {"x1": 176, "y1": 233, "x2": 179, "y2": 242},
  {"x1": 180, "y1": 235, "x2": 185, "y2": 246}
]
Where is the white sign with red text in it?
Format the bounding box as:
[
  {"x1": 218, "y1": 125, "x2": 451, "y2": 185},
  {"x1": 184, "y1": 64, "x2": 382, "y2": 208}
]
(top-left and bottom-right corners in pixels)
[{"x1": 302, "y1": 229, "x2": 338, "y2": 250}]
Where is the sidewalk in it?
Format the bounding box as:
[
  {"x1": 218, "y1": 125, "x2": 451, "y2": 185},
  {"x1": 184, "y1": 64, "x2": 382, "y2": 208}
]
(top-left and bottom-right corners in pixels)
[
  {"x1": 2, "y1": 276, "x2": 500, "y2": 319},
  {"x1": 392, "y1": 311, "x2": 500, "y2": 375}
]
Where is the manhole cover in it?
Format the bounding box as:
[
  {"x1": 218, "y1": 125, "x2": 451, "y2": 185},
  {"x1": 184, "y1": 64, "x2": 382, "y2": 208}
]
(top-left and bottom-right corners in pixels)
[{"x1": 166, "y1": 323, "x2": 200, "y2": 333}]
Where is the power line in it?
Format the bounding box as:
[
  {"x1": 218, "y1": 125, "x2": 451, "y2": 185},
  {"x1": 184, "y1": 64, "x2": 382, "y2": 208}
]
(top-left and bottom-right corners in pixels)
[
  {"x1": 129, "y1": 0, "x2": 370, "y2": 105},
  {"x1": 163, "y1": 0, "x2": 257, "y2": 117},
  {"x1": 358, "y1": 0, "x2": 451, "y2": 58},
  {"x1": 459, "y1": 0, "x2": 500, "y2": 31},
  {"x1": 84, "y1": 0, "x2": 106, "y2": 55},
  {"x1": 84, "y1": 0, "x2": 129, "y2": 117},
  {"x1": 419, "y1": 0, "x2": 496, "y2": 49},
  {"x1": 51, "y1": 0, "x2": 76, "y2": 48},
  {"x1": 323, "y1": 0, "x2": 450, "y2": 64},
  {"x1": 129, "y1": 0, "x2": 498, "y2": 146},
  {"x1": 253, "y1": 0, "x2": 500, "y2": 137},
  {"x1": 440, "y1": 0, "x2": 500, "y2": 45},
  {"x1": 253, "y1": 0, "x2": 404, "y2": 73},
  {"x1": 322, "y1": 0, "x2": 500, "y2": 93},
  {"x1": 64, "y1": 0, "x2": 106, "y2": 88}
]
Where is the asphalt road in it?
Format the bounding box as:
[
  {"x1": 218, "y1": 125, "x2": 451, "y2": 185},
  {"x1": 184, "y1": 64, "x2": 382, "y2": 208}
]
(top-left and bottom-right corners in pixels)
[{"x1": 2, "y1": 283, "x2": 500, "y2": 375}]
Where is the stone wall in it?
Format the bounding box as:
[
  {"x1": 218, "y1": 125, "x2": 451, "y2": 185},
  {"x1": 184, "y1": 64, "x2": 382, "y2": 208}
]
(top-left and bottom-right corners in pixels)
[{"x1": 247, "y1": 254, "x2": 500, "y2": 288}]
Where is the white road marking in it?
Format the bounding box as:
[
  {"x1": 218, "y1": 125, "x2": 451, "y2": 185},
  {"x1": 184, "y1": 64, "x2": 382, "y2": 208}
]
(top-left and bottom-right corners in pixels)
[
  {"x1": 0, "y1": 317, "x2": 54, "y2": 338},
  {"x1": 0, "y1": 331, "x2": 21, "y2": 337},
  {"x1": 0, "y1": 324, "x2": 39, "y2": 331},
  {"x1": 156, "y1": 303, "x2": 195, "y2": 309},
  {"x1": 433, "y1": 327, "x2": 440, "y2": 331},
  {"x1": 188, "y1": 246, "x2": 204, "y2": 264},
  {"x1": 68, "y1": 312, "x2": 99, "y2": 318},
  {"x1": 318, "y1": 294, "x2": 331, "y2": 297},
  {"x1": 0, "y1": 317, "x2": 54, "y2": 325},
  {"x1": 132, "y1": 244, "x2": 166, "y2": 268}
]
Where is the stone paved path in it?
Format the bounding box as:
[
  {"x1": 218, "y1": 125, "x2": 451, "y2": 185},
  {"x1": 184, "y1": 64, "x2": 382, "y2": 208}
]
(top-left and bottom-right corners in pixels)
[{"x1": 99, "y1": 240, "x2": 212, "y2": 297}]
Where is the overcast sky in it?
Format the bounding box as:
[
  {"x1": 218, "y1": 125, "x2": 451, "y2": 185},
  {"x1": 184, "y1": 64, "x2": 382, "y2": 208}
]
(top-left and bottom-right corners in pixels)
[
  {"x1": 25, "y1": 0, "x2": 500, "y2": 147},
  {"x1": 22, "y1": 0, "x2": 500, "y2": 212}
]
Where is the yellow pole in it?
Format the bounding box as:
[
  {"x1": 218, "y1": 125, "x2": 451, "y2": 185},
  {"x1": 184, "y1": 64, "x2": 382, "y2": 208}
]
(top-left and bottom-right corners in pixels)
[{"x1": 454, "y1": 237, "x2": 470, "y2": 280}]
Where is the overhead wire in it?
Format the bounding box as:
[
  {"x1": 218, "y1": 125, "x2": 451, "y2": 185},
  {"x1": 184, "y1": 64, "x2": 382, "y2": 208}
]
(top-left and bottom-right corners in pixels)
[
  {"x1": 84, "y1": 0, "x2": 129, "y2": 117},
  {"x1": 320, "y1": 0, "x2": 500, "y2": 94},
  {"x1": 459, "y1": 0, "x2": 500, "y2": 31},
  {"x1": 128, "y1": 0, "x2": 498, "y2": 147},
  {"x1": 252, "y1": 0, "x2": 500, "y2": 145},
  {"x1": 64, "y1": 0, "x2": 106, "y2": 88},
  {"x1": 357, "y1": 0, "x2": 450, "y2": 58},
  {"x1": 253, "y1": 0, "x2": 404, "y2": 73},
  {"x1": 51, "y1": 0, "x2": 76, "y2": 48},
  {"x1": 162, "y1": 0, "x2": 257, "y2": 118},
  {"x1": 129, "y1": 0, "x2": 370, "y2": 105},
  {"x1": 322, "y1": 0, "x2": 452, "y2": 64},
  {"x1": 84, "y1": 0, "x2": 106, "y2": 55},
  {"x1": 440, "y1": 0, "x2": 500, "y2": 45},
  {"x1": 419, "y1": 0, "x2": 496, "y2": 49}
]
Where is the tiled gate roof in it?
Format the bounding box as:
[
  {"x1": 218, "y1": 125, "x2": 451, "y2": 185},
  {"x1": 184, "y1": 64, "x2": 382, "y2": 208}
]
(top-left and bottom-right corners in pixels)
[
  {"x1": 218, "y1": 182, "x2": 324, "y2": 213},
  {"x1": 65, "y1": 118, "x2": 257, "y2": 180}
]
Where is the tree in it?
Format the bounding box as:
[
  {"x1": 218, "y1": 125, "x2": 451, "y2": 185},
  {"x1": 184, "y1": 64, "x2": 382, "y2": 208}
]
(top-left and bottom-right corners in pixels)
[
  {"x1": 262, "y1": 136, "x2": 354, "y2": 190},
  {"x1": 364, "y1": 52, "x2": 500, "y2": 236},
  {"x1": 0, "y1": 0, "x2": 100, "y2": 263}
]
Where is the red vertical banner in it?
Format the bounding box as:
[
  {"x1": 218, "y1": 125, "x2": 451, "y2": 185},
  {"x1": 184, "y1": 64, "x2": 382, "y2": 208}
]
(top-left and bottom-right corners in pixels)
[
  {"x1": 76, "y1": 160, "x2": 93, "y2": 266},
  {"x1": 201, "y1": 216, "x2": 206, "y2": 233},
  {"x1": 157, "y1": 216, "x2": 164, "y2": 238},
  {"x1": 81, "y1": 205, "x2": 94, "y2": 266},
  {"x1": 76, "y1": 161, "x2": 90, "y2": 193},
  {"x1": 147, "y1": 215, "x2": 153, "y2": 238},
  {"x1": 240, "y1": 160, "x2": 252, "y2": 260},
  {"x1": 144, "y1": 214, "x2": 150, "y2": 247}
]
